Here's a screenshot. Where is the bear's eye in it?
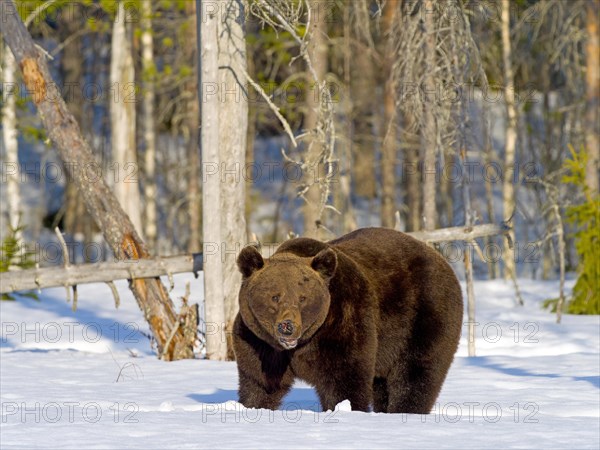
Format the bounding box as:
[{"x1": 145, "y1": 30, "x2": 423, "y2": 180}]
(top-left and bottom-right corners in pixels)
[
  {"x1": 299, "y1": 296, "x2": 306, "y2": 303},
  {"x1": 271, "y1": 295, "x2": 280, "y2": 303}
]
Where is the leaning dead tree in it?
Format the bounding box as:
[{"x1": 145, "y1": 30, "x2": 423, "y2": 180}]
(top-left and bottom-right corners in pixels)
[{"x1": 0, "y1": 0, "x2": 196, "y2": 361}]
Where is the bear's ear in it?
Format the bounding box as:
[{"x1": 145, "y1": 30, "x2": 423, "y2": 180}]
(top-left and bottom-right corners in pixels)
[
  {"x1": 311, "y1": 248, "x2": 337, "y2": 280},
  {"x1": 237, "y1": 245, "x2": 264, "y2": 278}
]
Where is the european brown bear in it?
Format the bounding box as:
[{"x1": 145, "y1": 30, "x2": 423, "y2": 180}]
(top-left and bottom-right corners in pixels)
[{"x1": 233, "y1": 227, "x2": 463, "y2": 413}]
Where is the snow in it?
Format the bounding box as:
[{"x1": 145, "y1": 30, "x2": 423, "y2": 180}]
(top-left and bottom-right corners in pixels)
[{"x1": 1, "y1": 274, "x2": 599, "y2": 449}]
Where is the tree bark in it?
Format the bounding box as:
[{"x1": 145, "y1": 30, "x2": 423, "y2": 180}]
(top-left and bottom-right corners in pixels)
[
  {"x1": 186, "y1": 1, "x2": 202, "y2": 255},
  {"x1": 380, "y1": 0, "x2": 398, "y2": 228},
  {"x1": 110, "y1": 1, "x2": 143, "y2": 234},
  {"x1": 1, "y1": 42, "x2": 21, "y2": 242},
  {"x1": 245, "y1": 35, "x2": 257, "y2": 239},
  {"x1": 335, "y1": 5, "x2": 357, "y2": 236},
  {"x1": 501, "y1": 0, "x2": 517, "y2": 280},
  {"x1": 198, "y1": 0, "x2": 227, "y2": 360},
  {"x1": 585, "y1": 0, "x2": 599, "y2": 195},
  {"x1": 0, "y1": 0, "x2": 194, "y2": 361},
  {"x1": 421, "y1": 0, "x2": 438, "y2": 231},
  {"x1": 217, "y1": 0, "x2": 248, "y2": 360},
  {"x1": 403, "y1": 125, "x2": 421, "y2": 232},
  {"x1": 482, "y1": 96, "x2": 497, "y2": 279},
  {"x1": 302, "y1": 0, "x2": 328, "y2": 238},
  {"x1": 351, "y1": 46, "x2": 377, "y2": 203},
  {"x1": 141, "y1": 0, "x2": 158, "y2": 251}
]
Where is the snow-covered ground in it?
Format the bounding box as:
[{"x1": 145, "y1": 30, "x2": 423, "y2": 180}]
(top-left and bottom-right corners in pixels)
[{"x1": 1, "y1": 274, "x2": 598, "y2": 449}]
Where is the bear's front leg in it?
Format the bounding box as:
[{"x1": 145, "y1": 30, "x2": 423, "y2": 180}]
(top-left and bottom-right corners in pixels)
[
  {"x1": 238, "y1": 369, "x2": 292, "y2": 410},
  {"x1": 233, "y1": 316, "x2": 294, "y2": 410},
  {"x1": 312, "y1": 352, "x2": 374, "y2": 413},
  {"x1": 308, "y1": 334, "x2": 376, "y2": 413},
  {"x1": 316, "y1": 370, "x2": 373, "y2": 412}
]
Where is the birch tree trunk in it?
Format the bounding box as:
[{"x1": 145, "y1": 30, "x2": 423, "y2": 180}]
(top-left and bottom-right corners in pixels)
[
  {"x1": 141, "y1": 0, "x2": 157, "y2": 251},
  {"x1": 1, "y1": 42, "x2": 21, "y2": 242},
  {"x1": 380, "y1": 0, "x2": 398, "y2": 229},
  {"x1": 0, "y1": 0, "x2": 195, "y2": 361},
  {"x1": 585, "y1": 0, "x2": 599, "y2": 195},
  {"x1": 302, "y1": 0, "x2": 327, "y2": 238},
  {"x1": 110, "y1": 2, "x2": 142, "y2": 234},
  {"x1": 422, "y1": 0, "x2": 438, "y2": 231},
  {"x1": 501, "y1": 0, "x2": 517, "y2": 280},
  {"x1": 199, "y1": 0, "x2": 227, "y2": 360},
  {"x1": 217, "y1": 0, "x2": 248, "y2": 359}
]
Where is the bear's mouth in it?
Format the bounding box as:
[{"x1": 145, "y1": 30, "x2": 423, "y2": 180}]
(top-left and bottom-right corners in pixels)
[{"x1": 279, "y1": 337, "x2": 298, "y2": 349}]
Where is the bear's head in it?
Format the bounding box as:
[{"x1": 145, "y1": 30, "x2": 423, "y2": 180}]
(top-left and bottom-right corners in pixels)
[{"x1": 236, "y1": 245, "x2": 337, "y2": 350}]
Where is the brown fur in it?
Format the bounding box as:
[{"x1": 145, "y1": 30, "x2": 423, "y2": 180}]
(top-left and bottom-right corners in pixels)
[{"x1": 233, "y1": 227, "x2": 463, "y2": 413}]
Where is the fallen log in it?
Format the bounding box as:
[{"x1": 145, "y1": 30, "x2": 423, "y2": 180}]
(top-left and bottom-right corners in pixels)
[
  {"x1": 405, "y1": 223, "x2": 511, "y2": 243},
  {"x1": 1, "y1": 223, "x2": 510, "y2": 295},
  {"x1": 0, "y1": 254, "x2": 203, "y2": 295}
]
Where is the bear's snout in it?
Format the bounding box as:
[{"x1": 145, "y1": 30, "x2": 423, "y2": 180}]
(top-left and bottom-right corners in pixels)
[
  {"x1": 276, "y1": 318, "x2": 300, "y2": 349},
  {"x1": 277, "y1": 320, "x2": 294, "y2": 336}
]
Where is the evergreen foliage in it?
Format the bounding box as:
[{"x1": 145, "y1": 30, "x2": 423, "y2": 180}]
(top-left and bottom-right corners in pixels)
[
  {"x1": 561, "y1": 145, "x2": 599, "y2": 314},
  {"x1": 0, "y1": 224, "x2": 38, "y2": 301}
]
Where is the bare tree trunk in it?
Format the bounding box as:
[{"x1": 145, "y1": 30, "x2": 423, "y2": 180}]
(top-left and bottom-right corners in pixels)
[
  {"x1": 187, "y1": 128, "x2": 201, "y2": 254},
  {"x1": 465, "y1": 238, "x2": 476, "y2": 356},
  {"x1": 217, "y1": 0, "x2": 248, "y2": 360},
  {"x1": 422, "y1": 0, "x2": 438, "y2": 231},
  {"x1": 501, "y1": 0, "x2": 517, "y2": 280},
  {"x1": 403, "y1": 125, "x2": 421, "y2": 232},
  {"x1": 186, "y1": 2, "x2": 202, "y2": 255},
  {"x1": 482, "y1": 98, "x2": 497, "y2": 279},
  {"x1": 337, "y1": 5, "x2": 356, "y2": 235},
  {"x1": 198, "y1": 0, "x2": 227, "y2": 360},
  {"x1": 0, "y1": 0, "x2": 195, "y2": 361},
  {"x1": 450, "y1": 8, "x2": 476, "y2": 354},
  {"x1": 110, "y1": 2, "x2": 143, "y2": 234},
  {"x1": 585, "y1": 0, "x2": 599, "y2": 195},
  {"x1": 245, "y1": 40, "x2": 257, "y2": 239},
  {"x1": 141, "y1": 0, "x2": 157, "y2": 251},
  {"x1": 440, "y1": 152, "x2": 454, "y2": 227},
  {"x1": 553, "y1": 203, "x2": 566, "y2": 324},
  {"x1": 380, "y1": 0, "x2": 398, "y2": 228},
  {"x1": 351, "y1": 47, "x2": 377, "y2": 203},
  {"x1": 302, "y1": 0, "x2": 327, "y2": 238},
  {"x1": 1, "y1": 42, "x2": 21, "y2": 242}
]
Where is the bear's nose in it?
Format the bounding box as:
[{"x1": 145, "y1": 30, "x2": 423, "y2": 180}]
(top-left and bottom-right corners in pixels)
[{"x1": 277, "y1": 320, "x2": 294, "y2": 336}]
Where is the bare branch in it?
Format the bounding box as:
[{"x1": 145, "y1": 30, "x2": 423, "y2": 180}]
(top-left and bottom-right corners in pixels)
[{"x1": 238, "y1": 63, "x2": 297, "y2": 147}]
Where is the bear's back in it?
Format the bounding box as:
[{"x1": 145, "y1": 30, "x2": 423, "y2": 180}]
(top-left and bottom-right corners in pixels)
[{"x1": 276, "y1": 227, "x2": 462, "y2": 313}]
